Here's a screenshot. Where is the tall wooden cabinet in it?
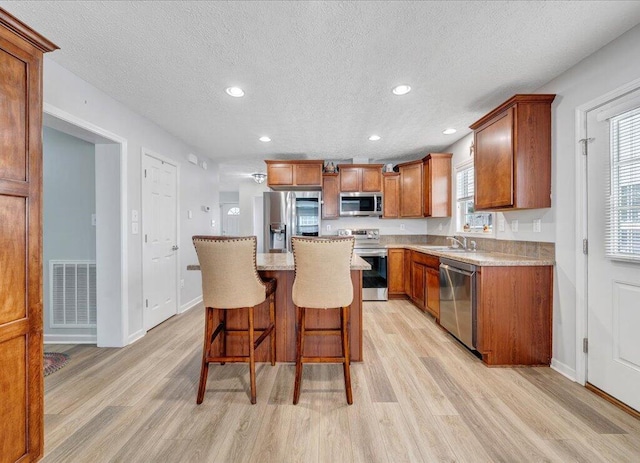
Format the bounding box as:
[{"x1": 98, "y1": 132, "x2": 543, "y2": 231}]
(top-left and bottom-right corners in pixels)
[
  {"x1": 382, "y1": 172, "x2": 400, "y2": 218},
  {"x1": 0, "y1": 9, "x2": 57, "y2": 462},
  {"x1": 422, "y1": 153, "x2": 452, "y2": 217},
  {"x1": 397, "y1": 160, "x2": 423, "y2": 217},
  {"x1": 470, "y1": 94, "x2": 555, "y2": 210},
  {"x1": 321, "y1": 173, "x2": 339, "y2": 219}
]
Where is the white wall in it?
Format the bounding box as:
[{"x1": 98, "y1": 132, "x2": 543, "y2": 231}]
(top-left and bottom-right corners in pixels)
[
  {"x1": 321, "y1": 216, "x2": 427, "y2": 235},
  {"x1": 536, "y1": 23, "x2": 640, "y2": 377},
  {"x1": 43, "y1": 58, "x2": 220, "y2": 343},
  {"x1": 43, "y1": 127, "x2": 96, "y2": 338}
]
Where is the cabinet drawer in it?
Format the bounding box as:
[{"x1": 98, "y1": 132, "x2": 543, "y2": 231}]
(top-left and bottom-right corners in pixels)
[{"x1": 411, "y1": 251, "x2": 439, "y2": 269}]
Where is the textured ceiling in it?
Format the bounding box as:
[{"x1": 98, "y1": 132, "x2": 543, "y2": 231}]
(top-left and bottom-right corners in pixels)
[{"x1": 4, "y1": 1, "x2": 640, "y2": 191}]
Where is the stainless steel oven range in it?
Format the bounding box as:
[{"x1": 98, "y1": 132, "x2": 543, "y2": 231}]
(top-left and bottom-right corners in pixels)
[{"x1": 337, "y1": 228, "x2": 388, "y2": 301}]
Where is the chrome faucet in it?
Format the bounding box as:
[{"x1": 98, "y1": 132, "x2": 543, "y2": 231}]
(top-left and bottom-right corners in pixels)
[{"x1": 447, "y1": 236, "x2": 468, "y2": 250}]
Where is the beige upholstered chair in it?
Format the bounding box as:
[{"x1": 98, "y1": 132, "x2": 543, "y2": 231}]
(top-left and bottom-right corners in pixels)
[
  {"x1": 291, "y1": 236, "x2": 355, "y2": 405},
  {"x1": 192, "y1": 235, "x2": 276, "y2": 404}
]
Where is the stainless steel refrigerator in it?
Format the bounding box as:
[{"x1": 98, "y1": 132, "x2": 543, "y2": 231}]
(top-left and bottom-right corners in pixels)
[{"x1": 263, "y1": 191, "x2": 321, "y2": 253}]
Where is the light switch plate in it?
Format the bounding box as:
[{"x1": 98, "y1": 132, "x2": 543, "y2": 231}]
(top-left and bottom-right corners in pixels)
[
  {"x1": 400, "y1": 224, "x2": 405, "y2": 230},
  {"x1": 131, "y1": 209, "x2": 138, "y2": 222},
  {"x1": 187, "y1": 210, "x2": 193, "y2": 219},
  {"x1": 511, "y1": 219, "x2": 519, "y2": 232},
  {"x1": 326, "y1": 224, "x2": 331, "y2": 231},
  {"x1": 498, "y1": 215, "x2": 505, "y2": 232}
]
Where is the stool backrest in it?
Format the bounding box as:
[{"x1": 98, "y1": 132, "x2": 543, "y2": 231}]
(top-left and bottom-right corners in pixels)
[
  {"x1": 291, "y1": 236, "x2": 355, "y2": 309},
  {"x1": 193, "y1": 236, "x2": 266, "y2": 309}
]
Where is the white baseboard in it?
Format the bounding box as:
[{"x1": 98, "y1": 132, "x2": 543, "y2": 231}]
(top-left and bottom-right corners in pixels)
[
  {"x1": 180, "y1": 295, "x2": 203, "y2": 314},
  {"x1": 44, "y1": 333, "x2": 97, "y2": 344},
  {"x1": 551, "y1": 358, "x2": 576, "y2": 382},
  {"x1": 127, "y1": 328, "x2": 146, "y2": 345}
]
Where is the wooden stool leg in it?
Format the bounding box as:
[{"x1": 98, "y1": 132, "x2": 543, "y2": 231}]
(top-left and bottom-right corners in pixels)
[
  {"x1": 248, "y1": 306, "x2": 257, "y2": 404},
  {"x1": 270, "y1": 293, "x2": 276, "y2": 366},
  {"x1": 341, "y1": 305, "x2": 353, "y2": 405},
  {"x1": 293, "y1": 306, "x2": 306, "y2": 405},
  {"x1": 197, "y1": 307, "x2": 214, "y2": 404},
  {"x1": 220, "y1": 310, "x2": 226, "y2": 365}
]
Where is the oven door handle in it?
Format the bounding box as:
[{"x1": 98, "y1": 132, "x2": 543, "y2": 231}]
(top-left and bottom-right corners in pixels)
[
  {"x1": 440, "y1": 263, "x2": 475, "y2": 277},
  {"x1": 355, "y1": 250, "x2": 387, "y2": 257}
]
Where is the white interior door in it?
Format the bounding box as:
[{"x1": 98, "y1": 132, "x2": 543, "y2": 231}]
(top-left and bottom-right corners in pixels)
[
  {"x1": 586, "y1": 89, "x2": 640, "y2": 412},
  {"x1": 142, "y1": 151, "x2": 178, "y2": 330},
  {"x1": 222, "y1": 203, "x2": 240, "y2": 236}
]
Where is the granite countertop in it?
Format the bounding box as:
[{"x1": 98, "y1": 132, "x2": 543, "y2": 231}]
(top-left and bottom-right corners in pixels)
[
  {"x1": 387, "y1": 244, "x2": 555, "y2": 267},
  {"x1": 187, "y1": 253, "x2": 371, "y2": 271}
]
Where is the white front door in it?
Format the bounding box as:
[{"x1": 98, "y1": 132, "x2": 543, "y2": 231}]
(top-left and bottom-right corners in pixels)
[
  {"x1": 221, "y1": 203, "x2": 240, "y2": 236},
  {"x1": 586, "y1": 89, "x2": 640, "y2": 412},
  {"x1": 142, "y1": 151, "x2": 178, "y2": 330}
]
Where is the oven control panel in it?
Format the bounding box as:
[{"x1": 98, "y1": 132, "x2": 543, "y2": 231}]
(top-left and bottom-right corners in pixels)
[{"x1": 337, "y1": 228, "x2": 380, "y2": 246}]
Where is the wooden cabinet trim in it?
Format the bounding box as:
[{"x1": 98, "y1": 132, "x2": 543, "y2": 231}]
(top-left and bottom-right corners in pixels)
[{"x1": 469, "y1": 94, "x2": 556, "y2": 130}]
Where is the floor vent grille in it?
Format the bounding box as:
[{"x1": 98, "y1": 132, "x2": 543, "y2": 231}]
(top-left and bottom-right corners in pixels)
[{"x1": 50, "y1": 260, "x2": 97, "y2": 327}]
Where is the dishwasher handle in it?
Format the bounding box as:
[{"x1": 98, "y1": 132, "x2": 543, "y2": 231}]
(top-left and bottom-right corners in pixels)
[{"x1": 440, "y1": 263, "x2": 475, "y2": 277}]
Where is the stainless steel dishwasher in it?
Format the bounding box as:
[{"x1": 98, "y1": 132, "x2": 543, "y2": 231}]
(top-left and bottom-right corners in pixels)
[{"x1": 439, "y1": 257, "x2": 477, "y2": 350}]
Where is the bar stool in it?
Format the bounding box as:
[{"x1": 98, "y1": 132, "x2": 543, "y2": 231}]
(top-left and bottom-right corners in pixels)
[
  {"x1": 192, "y1": 235, "x2": 276, "y2": 404},
  {"x1": 291, "y1": 236, "x2": 355, "y2": 405}
]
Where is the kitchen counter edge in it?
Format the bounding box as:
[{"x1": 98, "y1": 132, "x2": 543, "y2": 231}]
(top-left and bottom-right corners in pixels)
[
  {"x1": 188, "y1": 253, "x2": 371, "y2": 271},
  {"x1": 386, "y1": 244, "x2": 554, "y2": 267}
]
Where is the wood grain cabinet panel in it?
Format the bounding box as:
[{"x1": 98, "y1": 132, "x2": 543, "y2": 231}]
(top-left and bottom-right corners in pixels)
[
  {"x1": 476, "y1": 265, "x2": 553, "y2": 366},
  {"x1": 425, "y1": 267, "x2": 440, "y2": 319},
  {"x1": 403, "y1": 249, "x2": 412, "y2": 296},
  {"x1": 382, "y1": 172, "x2": 400, "y2": 218},
  {"x1": 337, "y1": 164, "x2": 383, "y2": 192},
  {"x1": 321, "y1": 173, "x2": 339, "y2": 219},
  {"x1": 265, "y1": 160, "x2": 323, "y2": 189},
  {"x1": 470, "y1": 94, "x2": 555, "y2": 210},
  {"x1": 410, "y1": 261, "x2": 426, "y2": 310},
  {"x1": 0, "y1": 9, "x2": 58, "y2": 462},
  {"x1": 387, "y1": 248, "x2": 405, "y2": 296},
  {"x1": 422, "y1": 153, "x2": 452, "y2": 218},
  {"x1": 398, "y1": 160, "x2": 423, "y2": 217}
]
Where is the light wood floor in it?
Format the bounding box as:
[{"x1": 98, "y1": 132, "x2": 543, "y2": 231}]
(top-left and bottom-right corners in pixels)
[{"x1": 44, "y1": 299, "x2": 640, "y2": 462}]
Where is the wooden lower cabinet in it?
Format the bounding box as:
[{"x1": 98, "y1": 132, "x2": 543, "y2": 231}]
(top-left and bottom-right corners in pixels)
[
  {"x1": 476, "y1": 265, "x2": 553, "y2": 366},
  {"x1": 410, "y1": 261, "x2": 426, "y2": 309},
  {"x1": 403, "y1": 249, "x2": 412, "y2": 296},
  {"x1": 387, "y1": 248, "x2": 405, "y2": 296},
  {"x1": 425, "y1": 267, "x2": 440, "y2": 319}
]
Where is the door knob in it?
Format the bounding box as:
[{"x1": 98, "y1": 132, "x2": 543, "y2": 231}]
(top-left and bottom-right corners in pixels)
[{"x1": 172, "y1": 245, "x2": 179, "y2": 251}]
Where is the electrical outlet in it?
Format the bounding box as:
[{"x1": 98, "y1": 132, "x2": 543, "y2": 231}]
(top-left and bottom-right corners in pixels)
[
  {"x1": 187, "y1": 210, "x2": 192, "y2": 219},
  {"x1": 326, "y1": 224, "x2": 331, "y2": 231},
  {"x1": 131, "y1": 209, "x2": 138, "y2": 222},
  {"x1": 533, "y1": 219, "x2": 541, "y2": 233},
  {"x1": 498, "y1": 215, "x2": 505, "y2": 232},
  {"x1": 511, "y1": 219, "x2": 519, "y2": 232},
  {"x1": 132, "y1": 222, "x2": 139, "y2": 234},
  {"x1": 400, "y1": 224, "x2": 405, "y2": 230},
  {"x1": 180, "y1": 279, "x2": 185, "y2": 288},
  {"x1": 211, "y1": 220, "x2": 216, "y2": 228}
]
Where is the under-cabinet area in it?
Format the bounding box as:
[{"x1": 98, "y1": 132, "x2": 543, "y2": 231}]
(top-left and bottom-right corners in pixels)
[{"x1": 387, "y1": 244, "x2": 554, "y2": 367}]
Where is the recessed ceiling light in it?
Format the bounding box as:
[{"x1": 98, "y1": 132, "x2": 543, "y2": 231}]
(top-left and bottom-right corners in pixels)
[
  {"x1": 259, "y1": 136, "x2": 271, "y2": 142},
  {"x1": 368, "y1": 135, "x2": 381, "y2": 141},
  {"x1": 392, "y1": 84, "x2": 411, "y2": 95},
  {"x1": 443, "y1": 128, "x2": 457, "y2": 135},
  {"x1": 225, "y1": 86, "x2": 245, "y2": 97}
]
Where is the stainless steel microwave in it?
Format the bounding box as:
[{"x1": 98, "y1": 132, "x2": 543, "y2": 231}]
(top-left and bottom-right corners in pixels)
[{"x1": 339, "y1": 192, "x2": 383, "y2": 217}]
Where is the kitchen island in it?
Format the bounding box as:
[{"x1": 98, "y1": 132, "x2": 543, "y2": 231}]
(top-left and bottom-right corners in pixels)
[{"x1": 188, "y1": 253, "x2": 370, "y2": 362}]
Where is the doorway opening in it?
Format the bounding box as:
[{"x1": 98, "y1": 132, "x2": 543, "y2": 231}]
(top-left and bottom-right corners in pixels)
[{"x1": 43, "y1": 104, "x2": 128, "y2": 347}]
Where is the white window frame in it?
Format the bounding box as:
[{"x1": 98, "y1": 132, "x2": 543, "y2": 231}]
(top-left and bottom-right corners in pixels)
[
  {"x1": 455, "y1": 160, "x2": 495, "y2": 236},
  {"x1": 606, "y1": 106, "x2": 640, "y2": 262}
]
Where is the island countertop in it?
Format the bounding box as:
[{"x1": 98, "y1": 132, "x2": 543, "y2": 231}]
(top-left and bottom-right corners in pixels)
[{"x1": 188, "y1": 252, "x2": 371, "y2": 271}]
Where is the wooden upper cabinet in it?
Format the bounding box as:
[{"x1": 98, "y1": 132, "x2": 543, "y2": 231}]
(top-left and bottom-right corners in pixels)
[
  {"x1": 0, "y1": 9, "x2": 58, "y2": 463},
  {"x1": 265, "y1": 160, "x2": 323, "y2": 190},
  {"x1": 470, "y1": 94, "x2": 555, "y2": 210},
  {"x1": 382, "y1": 172, "x2": 400, "y2": 218},
  {"x1": 397, "y1": 160, "x2": 423, "y2": 217},
  {"x1": 422, "y1": 153, "x2": 452, "y2": 217},
  {"x1": 337, "y1": 164, "x2": 383, "y2": 192},
  {"x1": 321, "y1": 173, "x2": 339, "y2": 219}
]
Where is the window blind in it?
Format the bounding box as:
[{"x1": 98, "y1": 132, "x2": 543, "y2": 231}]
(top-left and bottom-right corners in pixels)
[
  {"x1": 457, "y1": 166, "x2": 474, "y2": 201},
  {"x1": 607, "y1": 106, "x2": 640, "y2": 261}
]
